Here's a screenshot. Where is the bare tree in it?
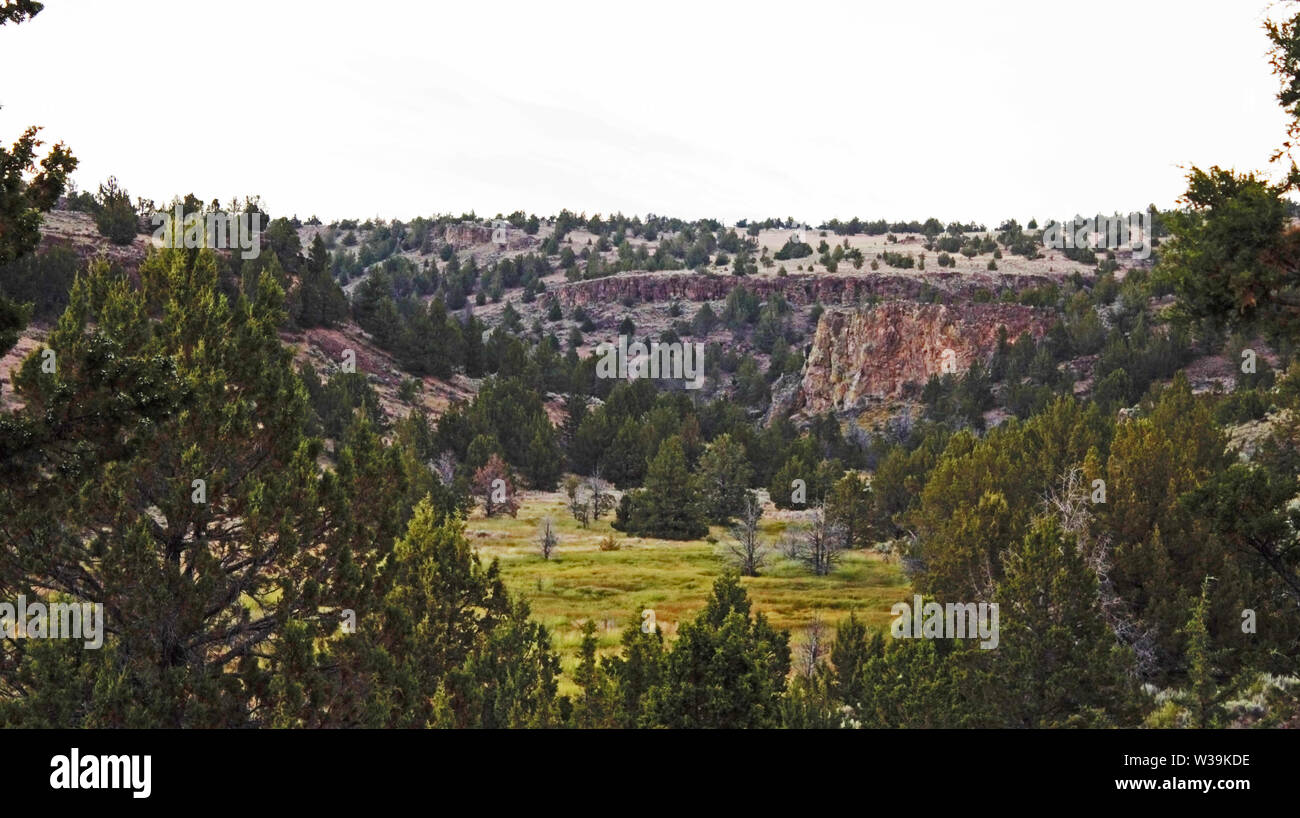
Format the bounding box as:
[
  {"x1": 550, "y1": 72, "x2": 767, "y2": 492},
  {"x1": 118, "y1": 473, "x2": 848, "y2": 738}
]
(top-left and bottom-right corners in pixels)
[
  {"x1": 564, "y1": 475, "x2": 590, "y2": 527},
  {"x1": 430, "y1": 450, "x2": 457, "y2": 485},
  {"x1": 797, "y1": 611, "x2": 830, "y2": 680},
  {"x1": 777, "y1": 531, "x2": 801, "y2": 560},
  {"x1": 563, "y1": 471, "x2": 614, "y2": 528},
  {"x1": 795, "y1": 505, "x2": 845, "y2": 576},
  {"x1": 1045, "y1": 467, "x2": 1157, "y2": 677},
  {"x1": 726, "y1": 491, "x2": 767, "y2": 576},
  {"x1": 585, "y1": 470, "x2": 616, "y2": 520},
  {"x1": 1044, "y1": 467, "x2": 1093, "y2": 538},
  {"x1": 538, "y1": 516, "x2": 559, "y2": 560}
]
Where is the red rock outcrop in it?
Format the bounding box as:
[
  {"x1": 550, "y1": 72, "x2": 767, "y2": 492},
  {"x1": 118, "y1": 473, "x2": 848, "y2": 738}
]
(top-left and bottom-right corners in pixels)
[
  {"x1": 552, "y1": 269, "x2": 1061, "y2": 308},
  {"x1": 793, "y1": 301, "x2": 1054, "y2": 416},
  {"x1": 443, "y1": 222, "x2": 537, "y2": 251},
  {"x1": 443, "y1": 222, "x2": 493, "y2": 248}
]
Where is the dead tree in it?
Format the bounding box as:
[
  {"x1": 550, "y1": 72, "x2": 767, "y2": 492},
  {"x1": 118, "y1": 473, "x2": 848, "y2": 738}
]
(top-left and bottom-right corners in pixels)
[
  {"x1": 1045, "y1": 467, "x2": 1157, "y2": 677},
  {"x1": 473, "y1": 454, "x2": 519, "y2": 518},
  {"x1": 796, "y1": 505, "x2": 845, "y2": 576},
  {"x1": 585, "y1": 470, "x2": 616, "y2": 520},
  {"x1": 726, "y1": 492, "x2": 768, "y2": 576},
  {"x1": 797, "y1": 611, "x2": 830, "y2": 680},
  {"x1": 538, "y1": 516, "x2": 559, "y2": 560},
  {"x1": 564, "y1": 475, "x2": 591, "y2": 527}
]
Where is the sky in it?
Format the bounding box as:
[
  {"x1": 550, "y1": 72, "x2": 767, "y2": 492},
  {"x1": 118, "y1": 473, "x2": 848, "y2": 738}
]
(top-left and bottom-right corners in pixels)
[{"x1": 0, "y1": 0, "x2": 1294, "y2": 227}]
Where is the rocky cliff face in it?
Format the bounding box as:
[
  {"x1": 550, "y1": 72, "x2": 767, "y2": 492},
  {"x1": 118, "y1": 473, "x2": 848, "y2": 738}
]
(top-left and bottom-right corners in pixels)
[
  {"x1": 552, "y1": 269, "x2": 1060, "y2": 308},
  {"x1": 443, "y1": 223, "x2": 494, "y2": 248},
  {"x1": 793, "y1": 301, "x2": 1054, "y2": 416},
  {"x1": 443, "y1": 222, "x2": 538, "y2": 250}
]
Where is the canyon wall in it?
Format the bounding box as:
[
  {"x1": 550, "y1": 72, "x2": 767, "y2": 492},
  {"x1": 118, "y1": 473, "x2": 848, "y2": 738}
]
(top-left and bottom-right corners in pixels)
[
  {"x1": 793, "y1": 301, "x2": 1055, "y2": 416},
  {"x1": 551, "y1": 269, "x2": 1061, "y2": 308}
]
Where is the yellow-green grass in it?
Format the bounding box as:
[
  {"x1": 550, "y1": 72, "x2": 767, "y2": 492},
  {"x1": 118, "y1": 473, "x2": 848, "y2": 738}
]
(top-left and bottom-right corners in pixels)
[{"x1": 466, "y1": 492, "x2": 911, "y2": 694}]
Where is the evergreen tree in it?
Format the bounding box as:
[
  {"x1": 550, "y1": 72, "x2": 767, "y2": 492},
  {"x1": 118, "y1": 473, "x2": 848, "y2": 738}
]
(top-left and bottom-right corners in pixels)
[
  {"x1": 1180, "y1": 579, "x2": 1224, "y2": 728},
  {"x1": 572, "y1": 620, "x2": 616, "y2": 728},
  {"x1": 603, "y1": 415, "x2": 650, "y2": 488},
  {"x1": 825, "y1": 472, "x2": 876, "y2": 549},
  {"x1": 625, "y1": 436, "x2": 707, "y2": 540},
  {"x1": 294, "y1": 233, "x2": 348, "y2": 327},
  {"x1": 92, "y1": 176, "x2": 138, "y2": 245},
  {"x1": 0, "y1": 124, "x2": 76, "y2": 353},
  {"x1": 520, "y1": 416, "x2": 563, "y2": 490},
  {"x1": 984, "y1": 516, "x2": 1142, "y2": 727},
  {"x1": 829, "y1": 612, "x2": 884, "y2": 705},
  {"x1": 0, "y1": 247, "x2": 420, "y2": 726},
  {"x1": 770, "y1": 455, "x2": 811, "y2": 510},
  {"x1": 695, "y1": 433, "x2": 752, "y2": 524},
  {"x1": 602, "y1": 616, "x2": 665, "y2": 727},
  {"x1": 643, "y1": 576, "x2": 790, "y2": 727}
]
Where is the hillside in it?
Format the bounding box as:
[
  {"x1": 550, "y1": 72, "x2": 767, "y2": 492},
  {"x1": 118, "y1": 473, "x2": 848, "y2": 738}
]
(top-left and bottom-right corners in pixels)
[{"x1": 3, "y1": 196, "x2": 1296, "y2": 732}]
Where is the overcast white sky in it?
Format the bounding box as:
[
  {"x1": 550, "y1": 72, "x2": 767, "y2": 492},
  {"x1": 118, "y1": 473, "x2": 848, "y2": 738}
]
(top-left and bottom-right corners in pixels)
[{"x1": 0, "y1": 0, "x2": 1292, "y2": 226}]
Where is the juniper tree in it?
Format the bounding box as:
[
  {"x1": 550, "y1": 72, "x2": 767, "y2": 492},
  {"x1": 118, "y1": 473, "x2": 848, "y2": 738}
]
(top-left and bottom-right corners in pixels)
[
  {"x1": 982, "y1": 516, "x2": 1143, "y2": 727},
  {"x1": 1, "y1": 243, "x2": 565, "y2": 727},
  {"x1": 696, "y1": 433, "x2": 752, "y2": 524},
  {"x1": 828, "y1": 612, "x2": 884, "y2": 705},
  {"x1": 601, "y1": 613, "x2": 665, "y2": 727},
  {"x1": 521, "y1": 416, "x2": 563, "y2": 490},
  {"x1": 294, "y1": 233, "x2": 348, "y2": 328},
  {"x1": 570, "y1": 619, "x2": 618, "y2": 728},
  {"x1": 824, "y1": 471, "x2": 875, "y2": 550},
  {"x1": 625, "y1": 436, "x2": 707, "y2": 540},
  {"x1": 770, "y1": 455, "x2": 811, "y2": 510},
  {"x1": 0, "y1": 247, "x2": 421, "y2": 726},
  {"x1": 603, "y1": 416, "x2": 650, "y2": 488},
  {"x1": 1173, "y1": 579, "x2": 1218, "y2": 727},
  {"x1": 312, "y1": 498, "x2": 561, "y2": 728},
  {"x1": 92, "y1": 176, "x2": 138, "y2": 245},
  {"x1": 0, "y1": 124, "x2": 76, "y2": 353},
  {"x1": 642, "y1": 575, "x2": 790, "y2": 728}
]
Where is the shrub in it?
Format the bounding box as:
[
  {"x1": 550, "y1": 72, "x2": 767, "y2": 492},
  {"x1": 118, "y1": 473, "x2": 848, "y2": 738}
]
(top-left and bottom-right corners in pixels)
[
  {"x1": 774, "y1": 239, "x2": 813, "y2": 261},
  {"x1": 882, "y1": 251, "x2": 915, "y2": 269},
  {"x1": 398, "y1": 377, "x2": 420, "y2": 402},
  {"x1": 93, "y1": 177, "x2": 139, "y2": 245}
]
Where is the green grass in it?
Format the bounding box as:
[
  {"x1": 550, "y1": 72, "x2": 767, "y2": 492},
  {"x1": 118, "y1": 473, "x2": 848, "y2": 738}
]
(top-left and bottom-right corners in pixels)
[{"x1": 467, "y1": 493, "x2": 911, "y2": 694}]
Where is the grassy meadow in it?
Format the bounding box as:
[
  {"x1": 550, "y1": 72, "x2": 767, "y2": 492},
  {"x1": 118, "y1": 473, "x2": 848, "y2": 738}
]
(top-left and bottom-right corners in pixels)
[{"x1": 465, "y1": 491, "x2": 911, "y2": 693}]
